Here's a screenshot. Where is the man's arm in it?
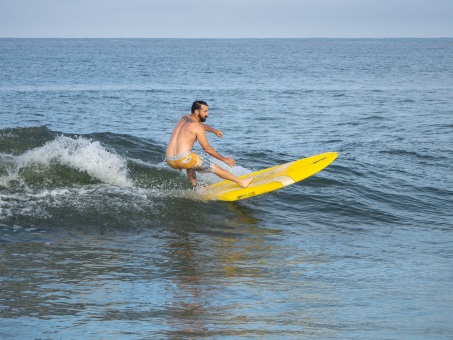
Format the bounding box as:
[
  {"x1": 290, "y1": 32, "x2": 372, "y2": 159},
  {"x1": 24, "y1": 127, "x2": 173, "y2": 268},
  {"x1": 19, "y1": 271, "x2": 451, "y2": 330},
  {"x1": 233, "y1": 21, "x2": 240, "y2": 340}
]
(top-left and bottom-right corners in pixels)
[
  {"x1": 202, "y1": 124, "x2": 223, "y2": 138},
  {"x1": 196, "y1": 125, "x2": 235, "y2": 167}
]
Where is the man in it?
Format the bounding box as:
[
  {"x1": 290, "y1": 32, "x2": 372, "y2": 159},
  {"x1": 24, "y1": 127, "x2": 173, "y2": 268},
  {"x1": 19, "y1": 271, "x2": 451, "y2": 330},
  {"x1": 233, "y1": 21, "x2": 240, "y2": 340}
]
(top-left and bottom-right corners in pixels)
[{"x1": 166, "y1": 100, "x2": 253, "y2": 189}]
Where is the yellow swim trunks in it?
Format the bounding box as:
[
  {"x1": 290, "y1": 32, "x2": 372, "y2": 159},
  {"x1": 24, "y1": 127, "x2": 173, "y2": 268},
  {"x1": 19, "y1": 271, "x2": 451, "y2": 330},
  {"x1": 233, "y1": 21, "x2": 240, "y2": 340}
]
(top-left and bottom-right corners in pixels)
[{"x1": 166, "y1": 150, "x2": 215, "y2": 172}]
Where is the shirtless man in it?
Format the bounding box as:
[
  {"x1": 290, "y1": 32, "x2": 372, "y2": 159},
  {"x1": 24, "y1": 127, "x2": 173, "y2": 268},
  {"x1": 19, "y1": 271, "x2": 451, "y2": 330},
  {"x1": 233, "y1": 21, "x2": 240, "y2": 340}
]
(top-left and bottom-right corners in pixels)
[{"x1": 166, "y1": 101, "x2": 253, "y2": 189}]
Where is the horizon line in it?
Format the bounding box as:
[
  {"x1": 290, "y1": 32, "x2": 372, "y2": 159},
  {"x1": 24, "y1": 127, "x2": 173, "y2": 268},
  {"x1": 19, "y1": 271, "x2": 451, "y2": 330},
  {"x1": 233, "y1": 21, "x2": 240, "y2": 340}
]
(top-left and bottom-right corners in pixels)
[{"x1": 1, "y1": 36, "x2": 452, "y2": 39}]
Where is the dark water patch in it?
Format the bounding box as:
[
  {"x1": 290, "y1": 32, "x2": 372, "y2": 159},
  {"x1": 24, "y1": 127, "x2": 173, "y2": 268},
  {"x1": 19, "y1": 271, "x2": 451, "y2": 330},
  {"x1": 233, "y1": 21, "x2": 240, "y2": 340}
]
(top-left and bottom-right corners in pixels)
[
  {"x1": 361, "y1": 114, "x2": 386, "y2": 120},
  {"x1": 380, "y1": 148, "x2": 439, "y2": 160},
  {"x1": 0, "y1": 126, "x2": 56, "y2": 155},
  {"x1": 89, "y1": 131, "x2": 165, "y2": 163}
]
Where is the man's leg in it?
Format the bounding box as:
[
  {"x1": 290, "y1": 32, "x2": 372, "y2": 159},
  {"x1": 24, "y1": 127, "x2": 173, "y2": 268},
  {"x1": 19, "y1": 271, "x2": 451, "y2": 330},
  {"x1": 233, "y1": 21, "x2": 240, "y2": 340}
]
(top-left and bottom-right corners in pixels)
[
  {"x1": 186, "y1": 168, "x2": 197, "y2": 187},
  {"x1": 212, "y1": 164, "x2": 253, "y2": 188}
]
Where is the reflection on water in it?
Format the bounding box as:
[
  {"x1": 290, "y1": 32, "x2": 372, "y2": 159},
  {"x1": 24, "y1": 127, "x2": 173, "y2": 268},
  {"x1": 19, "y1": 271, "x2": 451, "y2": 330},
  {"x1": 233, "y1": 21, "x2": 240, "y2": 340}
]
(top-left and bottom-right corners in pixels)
[
  {"x1": 2, "y1": 197, "x2": 451, "y2": 338},
  {"x1": 0, "y1": 203, "x2": 338, "y2": 339}
]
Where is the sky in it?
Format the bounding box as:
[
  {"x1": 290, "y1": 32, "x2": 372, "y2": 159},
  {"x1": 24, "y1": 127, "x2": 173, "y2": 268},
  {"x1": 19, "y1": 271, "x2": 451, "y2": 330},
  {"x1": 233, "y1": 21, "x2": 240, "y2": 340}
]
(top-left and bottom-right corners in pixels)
[{"x1": 1, "y1": 0, "x2": 452, "y2": 38}]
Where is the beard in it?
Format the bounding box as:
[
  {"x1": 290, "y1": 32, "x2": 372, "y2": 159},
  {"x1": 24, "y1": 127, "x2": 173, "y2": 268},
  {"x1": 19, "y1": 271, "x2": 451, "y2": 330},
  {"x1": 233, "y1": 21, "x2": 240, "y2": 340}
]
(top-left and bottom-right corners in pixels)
[{"x1": 199, "y1": 115, "x2": 207, "y2": 122}]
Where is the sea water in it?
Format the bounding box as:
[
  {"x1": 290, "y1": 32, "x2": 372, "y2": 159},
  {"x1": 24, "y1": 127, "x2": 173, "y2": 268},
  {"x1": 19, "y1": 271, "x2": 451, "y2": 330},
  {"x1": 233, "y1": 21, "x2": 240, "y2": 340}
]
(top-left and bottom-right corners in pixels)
[{"x1": 1, "y1": 38, "x2": 452, "y2": 339}]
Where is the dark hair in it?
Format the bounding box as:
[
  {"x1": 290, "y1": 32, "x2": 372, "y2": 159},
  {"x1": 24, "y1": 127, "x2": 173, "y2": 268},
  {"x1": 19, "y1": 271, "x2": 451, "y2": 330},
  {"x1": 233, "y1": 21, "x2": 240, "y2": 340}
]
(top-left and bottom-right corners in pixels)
[{"x1": 191, "y1": 100, "x2": 208, "y2": 113}]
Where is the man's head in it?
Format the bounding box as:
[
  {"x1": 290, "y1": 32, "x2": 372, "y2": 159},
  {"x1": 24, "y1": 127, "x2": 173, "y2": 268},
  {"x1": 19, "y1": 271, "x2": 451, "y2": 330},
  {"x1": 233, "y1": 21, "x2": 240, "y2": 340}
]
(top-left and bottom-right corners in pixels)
[{"x1": 191, "y1": 100, "x2": 209, "y2": 122}]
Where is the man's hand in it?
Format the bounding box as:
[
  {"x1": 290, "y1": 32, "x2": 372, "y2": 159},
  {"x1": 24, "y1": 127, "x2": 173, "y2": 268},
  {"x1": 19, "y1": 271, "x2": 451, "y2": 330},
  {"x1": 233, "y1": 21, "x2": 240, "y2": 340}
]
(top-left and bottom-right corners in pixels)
[
  {"x1": 223, "y1": 156, "x2": 236, "y2": 167},
  {"x1": 213, "y1": 129, "x2": 223, "y2": 138}
]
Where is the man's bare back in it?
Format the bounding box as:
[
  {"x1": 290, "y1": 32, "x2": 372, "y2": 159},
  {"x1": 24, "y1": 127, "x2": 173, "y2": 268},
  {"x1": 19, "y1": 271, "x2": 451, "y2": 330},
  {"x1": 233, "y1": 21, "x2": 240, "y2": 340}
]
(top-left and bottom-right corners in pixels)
[
  {"x1": 165, "y1": 101, "x2": 252, "y2": 188},
  {"x1": 166, "y1": 115, "x2": 199, "y2": 157}
]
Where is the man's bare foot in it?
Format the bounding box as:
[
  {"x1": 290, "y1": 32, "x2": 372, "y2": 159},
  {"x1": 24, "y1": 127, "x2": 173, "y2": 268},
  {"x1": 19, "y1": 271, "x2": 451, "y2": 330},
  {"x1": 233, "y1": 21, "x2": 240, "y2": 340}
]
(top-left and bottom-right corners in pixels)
[{"x1": 239, "y1": 176, "x2": 253, "y2": 188}]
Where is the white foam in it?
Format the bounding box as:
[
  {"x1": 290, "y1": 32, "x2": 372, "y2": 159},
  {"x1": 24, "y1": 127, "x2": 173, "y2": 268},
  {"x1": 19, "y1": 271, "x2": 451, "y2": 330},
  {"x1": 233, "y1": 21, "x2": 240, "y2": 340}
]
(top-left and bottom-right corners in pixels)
[
  {"x1": 16, "y1": 135, "x2": 133, "y2": 186},
  {"x1": 197, "y1": 159, "x2": 252, "y2": 184},
  {"x1": 0, "y1": 185, "x2": 158, "y2": 222}
]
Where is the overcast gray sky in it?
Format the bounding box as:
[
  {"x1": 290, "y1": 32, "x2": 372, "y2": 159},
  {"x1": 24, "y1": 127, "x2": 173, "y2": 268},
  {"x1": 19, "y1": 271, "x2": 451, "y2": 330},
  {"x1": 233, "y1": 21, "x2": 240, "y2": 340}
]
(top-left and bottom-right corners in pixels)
[{"x1": 1, "y1": 0, "x2": 452, "y2": 38}]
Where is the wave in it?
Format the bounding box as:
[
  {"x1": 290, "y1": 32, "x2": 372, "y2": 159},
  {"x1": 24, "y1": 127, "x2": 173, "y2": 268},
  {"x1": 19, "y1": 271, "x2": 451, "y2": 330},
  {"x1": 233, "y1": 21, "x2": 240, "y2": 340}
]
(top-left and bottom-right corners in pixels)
[
  {"x1": 0, "y1": 126, "x2": 252, "y2": 191},
  {"x1": 1, "y1": 127, "x2": 136, "y2": 189},
  {"x1": 0, "y1": 126, "x2": 251, "y2": 229},
  {"x1": 2, "y1": 126, "x2": 450, "y2": 232}
]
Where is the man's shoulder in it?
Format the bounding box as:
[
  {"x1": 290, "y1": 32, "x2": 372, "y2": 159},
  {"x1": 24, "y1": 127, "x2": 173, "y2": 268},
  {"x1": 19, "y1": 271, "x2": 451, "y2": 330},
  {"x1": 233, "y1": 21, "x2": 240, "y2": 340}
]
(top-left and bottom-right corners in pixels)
[
  {"x1": 182, "y1": 115, "x2": 194, "y2": 123},
  {"x1": 182, "y1": 115, "x2": 203, "y2": 129}
]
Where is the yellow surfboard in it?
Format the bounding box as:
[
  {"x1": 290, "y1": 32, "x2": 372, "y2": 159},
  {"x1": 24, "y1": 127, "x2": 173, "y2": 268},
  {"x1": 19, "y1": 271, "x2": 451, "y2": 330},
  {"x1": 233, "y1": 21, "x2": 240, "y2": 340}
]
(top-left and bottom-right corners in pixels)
[{"x1": 201, "y1": 152, "x2": 338, "y2": 201}]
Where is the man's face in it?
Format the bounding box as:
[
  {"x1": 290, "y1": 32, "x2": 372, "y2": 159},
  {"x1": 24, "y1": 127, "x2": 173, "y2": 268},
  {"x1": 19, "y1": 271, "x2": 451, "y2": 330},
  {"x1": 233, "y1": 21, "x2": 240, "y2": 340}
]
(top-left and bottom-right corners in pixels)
[{"x1": 197, "y1": 105, "x2": 209, "y2": 122}]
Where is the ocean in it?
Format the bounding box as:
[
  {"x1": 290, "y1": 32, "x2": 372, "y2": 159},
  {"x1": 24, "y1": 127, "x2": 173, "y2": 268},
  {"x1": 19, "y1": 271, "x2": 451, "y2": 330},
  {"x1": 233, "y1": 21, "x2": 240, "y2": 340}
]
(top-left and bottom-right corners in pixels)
[{"x1": 1, "y1": 38, "x2": 452, "y2": 339}]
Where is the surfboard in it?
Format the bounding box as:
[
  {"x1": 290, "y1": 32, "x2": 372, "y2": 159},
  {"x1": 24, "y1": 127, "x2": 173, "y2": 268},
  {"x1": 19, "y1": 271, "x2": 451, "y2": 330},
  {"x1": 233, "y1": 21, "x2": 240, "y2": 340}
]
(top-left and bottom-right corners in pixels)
[{"x1": 200, "y1": 151, "x2": 338, "y2": 201}]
